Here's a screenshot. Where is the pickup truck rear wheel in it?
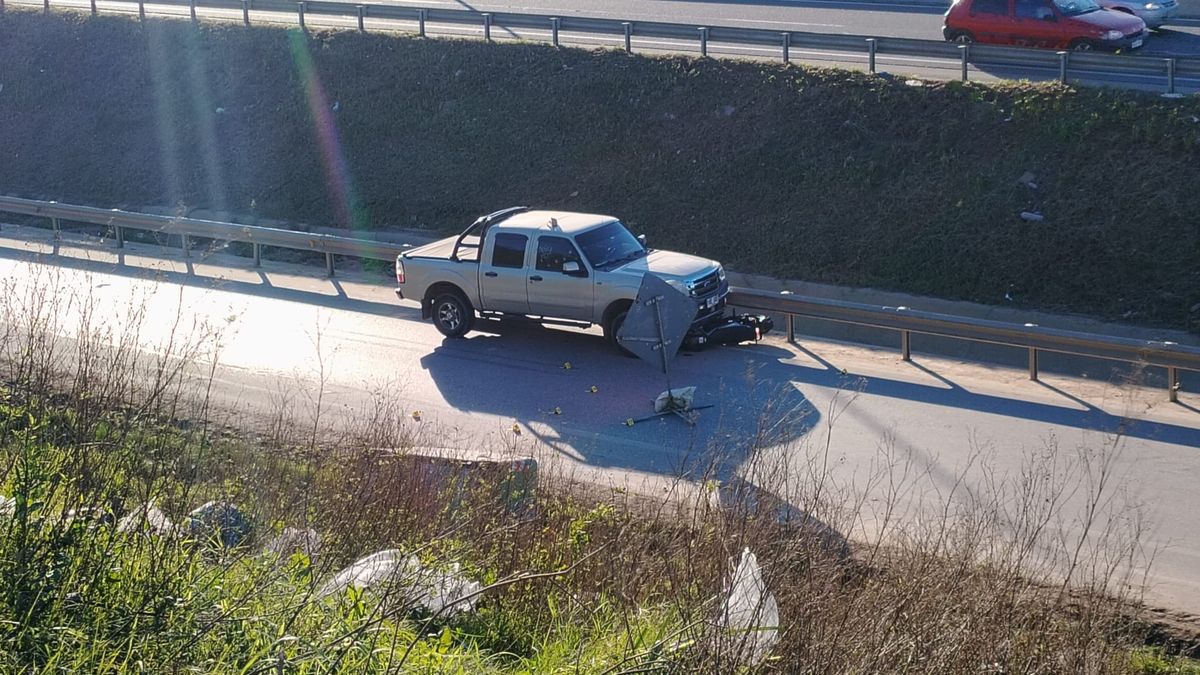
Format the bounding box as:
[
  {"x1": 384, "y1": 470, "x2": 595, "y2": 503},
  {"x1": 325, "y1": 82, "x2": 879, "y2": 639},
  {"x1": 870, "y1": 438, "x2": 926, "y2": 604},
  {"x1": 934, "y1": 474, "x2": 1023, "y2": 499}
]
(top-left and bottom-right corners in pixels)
[
  {"x1": 432, "y1": 292, "x2": 474, "y2": 338},
  {"x1": 604, "y1": 309, "x2": 637, "y2": 358}
]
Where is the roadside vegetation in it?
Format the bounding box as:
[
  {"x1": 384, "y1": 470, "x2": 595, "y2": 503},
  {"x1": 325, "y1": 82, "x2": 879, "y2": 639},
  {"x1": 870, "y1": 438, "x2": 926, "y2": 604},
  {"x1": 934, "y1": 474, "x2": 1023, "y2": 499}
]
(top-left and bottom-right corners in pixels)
[
  {"x1": 0, "y1": 264, "x2": 1194, "y2": 671},
  {"x1": 1, "y1": 11, "x2": 1198, "y2": 332}
]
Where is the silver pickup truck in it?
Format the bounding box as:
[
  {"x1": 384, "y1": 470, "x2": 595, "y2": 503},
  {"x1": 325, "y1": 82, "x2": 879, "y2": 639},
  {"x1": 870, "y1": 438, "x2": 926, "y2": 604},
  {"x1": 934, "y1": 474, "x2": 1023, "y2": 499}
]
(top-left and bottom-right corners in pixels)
[{"x1": 394, "y1": 207, "x2": 731, "y2": 351}]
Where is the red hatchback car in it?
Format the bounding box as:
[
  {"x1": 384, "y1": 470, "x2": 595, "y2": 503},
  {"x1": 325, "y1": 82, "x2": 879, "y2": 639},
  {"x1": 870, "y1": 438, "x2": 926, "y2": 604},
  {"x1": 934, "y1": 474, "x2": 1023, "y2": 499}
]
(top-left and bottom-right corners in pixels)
[{"x1": 943, "y1": 0, "x2": 1147, "y2": 51}]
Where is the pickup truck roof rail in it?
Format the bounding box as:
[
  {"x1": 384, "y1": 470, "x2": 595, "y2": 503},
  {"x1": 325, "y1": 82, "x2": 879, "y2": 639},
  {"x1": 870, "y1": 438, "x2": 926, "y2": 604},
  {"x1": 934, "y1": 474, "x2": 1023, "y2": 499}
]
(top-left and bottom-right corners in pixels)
[{"x1": 450, "y1": 206, "x2": 530, "y2": 262}]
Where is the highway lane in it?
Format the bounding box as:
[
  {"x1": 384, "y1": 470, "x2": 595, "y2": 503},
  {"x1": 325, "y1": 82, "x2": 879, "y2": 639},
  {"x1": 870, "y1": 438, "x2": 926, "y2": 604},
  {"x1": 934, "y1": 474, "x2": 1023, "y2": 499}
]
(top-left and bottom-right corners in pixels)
[
  {"x1": 354, "y1": 0, "x2": 1200, "y2": 54},
  {"x1": 1, "y1": 226, "x2": 1198, "y2": 617}
]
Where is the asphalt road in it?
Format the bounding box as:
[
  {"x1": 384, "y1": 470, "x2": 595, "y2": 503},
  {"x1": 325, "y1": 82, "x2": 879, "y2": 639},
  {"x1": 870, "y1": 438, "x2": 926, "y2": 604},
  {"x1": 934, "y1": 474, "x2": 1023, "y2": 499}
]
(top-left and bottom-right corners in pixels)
[
  {"x1": 15, "y1": 0, "x2": 1200, "y2": 90},
  {"x1": 2, "y1": 225, "x2": 1197, "y2": 618},
  {"x1": 385, "y1": 0, "x2": 1200, "y2": 53}
]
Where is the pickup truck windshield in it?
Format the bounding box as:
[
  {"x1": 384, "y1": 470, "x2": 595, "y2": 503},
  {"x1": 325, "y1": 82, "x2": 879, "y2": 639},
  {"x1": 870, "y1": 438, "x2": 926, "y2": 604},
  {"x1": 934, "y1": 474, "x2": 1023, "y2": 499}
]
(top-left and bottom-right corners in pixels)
[{"x1": 576, "y1": 221, "x2": 647, "y2": 270}]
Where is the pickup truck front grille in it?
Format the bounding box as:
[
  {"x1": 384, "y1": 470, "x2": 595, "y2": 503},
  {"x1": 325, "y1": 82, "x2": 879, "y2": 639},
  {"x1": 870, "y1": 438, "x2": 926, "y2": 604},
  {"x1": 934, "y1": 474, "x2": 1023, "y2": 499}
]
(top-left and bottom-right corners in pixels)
[{"x1": 690, "y1": 271, "x2": 721, "y2": 298}]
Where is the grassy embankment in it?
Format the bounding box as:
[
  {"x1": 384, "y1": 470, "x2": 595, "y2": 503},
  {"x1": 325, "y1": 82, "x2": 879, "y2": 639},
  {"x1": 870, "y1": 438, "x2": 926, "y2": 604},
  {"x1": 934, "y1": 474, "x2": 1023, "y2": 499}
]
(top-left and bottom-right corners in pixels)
[
  {"x1": 0, "y1": 256, "x2": 1195, "y2": 671},
  {"x1": 0, "y1": 12, "x2": 1198, "y2": 331}
]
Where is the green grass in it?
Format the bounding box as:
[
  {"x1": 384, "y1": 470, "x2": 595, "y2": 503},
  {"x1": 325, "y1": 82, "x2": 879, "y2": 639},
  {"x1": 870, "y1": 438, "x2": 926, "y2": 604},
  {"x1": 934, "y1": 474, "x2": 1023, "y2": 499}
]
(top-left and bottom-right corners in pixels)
[{"x1": 0, "y1": 12, "x2": 1198, "y2": 331}]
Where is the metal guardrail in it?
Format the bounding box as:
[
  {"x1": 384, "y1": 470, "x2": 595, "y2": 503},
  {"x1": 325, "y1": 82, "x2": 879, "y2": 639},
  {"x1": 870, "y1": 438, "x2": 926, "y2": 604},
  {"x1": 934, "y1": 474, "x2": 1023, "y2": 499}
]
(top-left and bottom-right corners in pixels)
[
  {"x1": 0, "y1": 195, "x2": 1196, "y2": 401},
  {"x1": 727, "y1": 288, "x2": 1197, "y2": 401},
  {"x1": 11, "y1": 0, "x2": 1200, "y2": 93}
]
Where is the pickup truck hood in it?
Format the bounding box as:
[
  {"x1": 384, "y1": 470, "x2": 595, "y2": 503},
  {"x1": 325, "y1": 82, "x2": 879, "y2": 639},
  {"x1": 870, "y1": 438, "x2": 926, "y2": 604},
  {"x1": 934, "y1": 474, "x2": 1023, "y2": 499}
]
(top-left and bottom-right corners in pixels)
[{"x1": 613, "y1": 250, "x2": 718, "y2": 281}]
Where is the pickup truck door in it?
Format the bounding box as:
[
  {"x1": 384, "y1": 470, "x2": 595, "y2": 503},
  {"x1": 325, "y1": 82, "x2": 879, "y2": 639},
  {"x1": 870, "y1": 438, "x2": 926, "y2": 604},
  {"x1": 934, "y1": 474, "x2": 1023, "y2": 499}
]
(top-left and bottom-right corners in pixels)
[
  {"x1": 479, "y1": 232, "x2": 531, "y2": 314},
  {"x1": 528, "y1": 235, "x2": 593, "y2": 322}
]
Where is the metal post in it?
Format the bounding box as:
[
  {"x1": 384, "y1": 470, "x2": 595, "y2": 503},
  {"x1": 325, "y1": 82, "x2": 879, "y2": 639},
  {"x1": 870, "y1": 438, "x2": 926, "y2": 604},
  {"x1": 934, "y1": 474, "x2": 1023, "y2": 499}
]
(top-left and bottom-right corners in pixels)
[
  {"x1": 253, "y1": 242, "x2": 261, "y2": 267},
  {"x1": 51, "y1": 217, "x2": 60, "y2": 237},
  {"x1": 297, "y1": 1, "x2": 305, "y2": 29},
  {"x1": 622, "y1": 22, "x2": 632, "y2": 53},
  {"x1": 90, "y1": 0, "x2": 96, "y2": 16},
  {"x1": 1057, "y1": 51, "x2": 1068, "y2": 84},
  {"x1": 1168, "y1": 366, "x2": 1179, "y2": 403},
  {"x1": 550, "y1": 17, "x2": 559, "y2": 47},
  {"x1": 866, "y1": 38, "x2": 877, "y2": 74},
  {"x1": 698, "y1": 27, "x2": 708, "y2": 57},
  {"x1": 115, "y1": 226, "x2": 124, "y2": 249},
  {"x1": 356, "y1": 5, "x2": 365, "y2": 32},
  {"x1": 1028, "y1": 348, "x2": 1039, "y2": 381},
  {"x1": 959, "y1": 43, "x2": 970, "y2": 81},
  {"x1": 418, "y1": 8, "x2": 426, "y2": 37},
  {"x1": 483, "y1": 13, "x2": 491, "y2": 41},
  {"x1": 901, "y1": 330, "x2": 911, "y2": 362},
  {"x1": 139, "y1": 0, "x2": 145, "y2": 20},
  {"x1": 786, "y1": 314, "x2": 795, "y2": 344},
  {"x1": 325, "y1": 252, "x2": 334, "y2": 277},
  {"x1": 182, "y1": 234, "x2": 191, "y2": 258},
  {"x1": 189, "y1": 0, "x2": 196, "y2": 21},
  {"x1": 1166, "y1": 58, "x2": 1176, "y2": 95},
  {"x1": 781, "y1": 32, "x2": 790, "y2": 64},
  {"x1": 241, "y1": 0, "x2": 248, "y2": 24},
  {"x1": 43, "y1": 0, "x2": 49, "y2": 14}
]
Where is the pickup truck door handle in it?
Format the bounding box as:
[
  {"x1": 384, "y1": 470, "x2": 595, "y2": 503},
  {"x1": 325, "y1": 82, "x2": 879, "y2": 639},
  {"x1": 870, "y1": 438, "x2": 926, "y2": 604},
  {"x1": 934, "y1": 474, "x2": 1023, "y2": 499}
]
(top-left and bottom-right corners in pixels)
[
  {"x1": 484, "y1": 271, "x2": 498, "y2": 277},
  {"x1": 529, "y1": 275, "x2": 544, "y2": 282}
]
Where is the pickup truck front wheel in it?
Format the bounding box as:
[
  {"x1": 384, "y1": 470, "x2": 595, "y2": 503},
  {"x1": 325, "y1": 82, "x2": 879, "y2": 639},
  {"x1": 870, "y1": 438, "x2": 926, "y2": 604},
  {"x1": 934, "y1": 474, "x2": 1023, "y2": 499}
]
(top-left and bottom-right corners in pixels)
[
  {"x1": 604, "y1": 309, "x2": 637, "y2": 358},
  {"x1": 432, "y1": 292, "x2": 475, "y2": 338}
]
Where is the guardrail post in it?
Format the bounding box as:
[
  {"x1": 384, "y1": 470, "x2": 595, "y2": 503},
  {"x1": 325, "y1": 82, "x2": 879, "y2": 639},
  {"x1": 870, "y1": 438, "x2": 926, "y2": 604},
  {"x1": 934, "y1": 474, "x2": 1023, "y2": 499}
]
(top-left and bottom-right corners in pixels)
[
  {"x1": 1168, "y1": 366, "x2": 1179, "y2": 403},
  {"x1": 1028, "y1": 348, "x2": 1039, "y2": 381},
  {"x1": 622, "y1": 22, "x2": 632, "y2": 53},
  {"x1": 139, "y1": 0, "x2": 145, "y2": 20},
  {"x1": 90, "y1": 0, "x2": 95, "y2": 16},
  {"x1": 550, "y1": 17, "x2": 560, "y2": 47},
  {"x1": 115, "y1": 225, "x2": 124, "y2": 248},
  {"x1": 418, "y1": 8, "x2": 426, "y2": 37},
  {"x1": 901, "y1": 330, "x2": 911, "y2": 362},
  {"x1": 182, "y1": 234, "x2": 191, "y2": 258},
  {"x1": 698, "y1": 27, "x2": 708, "y2": 57},
  {"x1": 190, "y1": 0, "x2": 196, "y2": 22},
  {"x1": 43, "y1": 0, "x2": 48, "y2": 15},
  {"x1": 483, "y1": 13, "x2": 491, "y2": 41},
  {"x1": 241, "y1": 0, "x2": 248, "y2": 24},
  {"x1": 1057, "y1": 51, "x2": 1068, "y2": 85},
  {"x1": 786, "y1": 314, "x2": 795, "y2": 344},
  {"x1": 325, "y1": 252, "x2": 335, "y2": 277},
  {"x1": 253, "y1": 242, "x2": 261, "y2": 267},
  {"x1": 51, "y1": 217, "x2": 60, "y2": 240},
  {"x1": 1166, "y1": 58, "x2": 1176, "y2": 95},
  {"x1": 297, "y1": 1, "x2": 305, "y2": 29},
  {"x1": 781, "y1": 32, "x2": 790, "y2": 64},
  {"x1": 958, "y1": 44, "x2": 970, "y2": 82},
  {"x1": 866, "y1": 38, "x2": 877, "y2": 74},
  {"x1": 356, "y1": 5, "x2": 365, "y2": 32}
]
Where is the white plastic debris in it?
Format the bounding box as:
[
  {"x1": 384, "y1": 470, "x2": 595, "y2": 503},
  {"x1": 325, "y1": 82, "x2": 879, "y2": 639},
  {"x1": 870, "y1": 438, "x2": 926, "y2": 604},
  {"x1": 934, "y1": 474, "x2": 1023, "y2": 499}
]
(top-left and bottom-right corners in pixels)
[
  {"x1": 654, "y1": 387, "x2": 696, "y2": 413},
  {"x1": 1019, "y1": 211, "x2": 1044, "y2": 222},
  {"x1": 719, "y1": 548, "x2": 780, "y2": 666},
  {"x1": 318, "y1": 549, "x2": 482, "y2": 617}
]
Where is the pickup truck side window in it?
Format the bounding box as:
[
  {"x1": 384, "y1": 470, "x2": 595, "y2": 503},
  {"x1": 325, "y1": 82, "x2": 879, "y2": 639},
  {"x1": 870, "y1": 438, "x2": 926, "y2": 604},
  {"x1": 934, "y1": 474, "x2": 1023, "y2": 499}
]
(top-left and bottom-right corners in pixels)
[
  {"x1": 536, "y1": 236, "x2": 584, "y2": 272},
  {"x1": 491, "y1": 233, "x2": 528, "y2": 269}
]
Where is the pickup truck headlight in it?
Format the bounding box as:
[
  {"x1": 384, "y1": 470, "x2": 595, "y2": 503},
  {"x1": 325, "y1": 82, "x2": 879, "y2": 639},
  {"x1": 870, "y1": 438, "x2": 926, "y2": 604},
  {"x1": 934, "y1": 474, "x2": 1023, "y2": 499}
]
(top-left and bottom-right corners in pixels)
[
  {"x1": 1100, "y1": 29, "x2": 1124, "y2": 40},
  {"x1": 717, "y1": 265, "x2": 726, "y2": 282},
  {"x1": 1144, "y1": 2, "x2": 1161, "y2": 8},
  {"x1": 665, "y1": 279, "x2": 688, "y2": 294}
]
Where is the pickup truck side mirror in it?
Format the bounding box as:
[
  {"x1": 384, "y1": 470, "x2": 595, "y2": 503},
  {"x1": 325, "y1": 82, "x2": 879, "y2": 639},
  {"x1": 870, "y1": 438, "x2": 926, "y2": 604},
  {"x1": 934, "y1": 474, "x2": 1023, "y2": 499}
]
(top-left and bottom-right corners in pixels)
[
  {"x1": 562, "y1": 261, "x2": 588, "y2": 277},
  {"x1": 637, "y1": 234, "x2": 647, "y2": 247}
]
